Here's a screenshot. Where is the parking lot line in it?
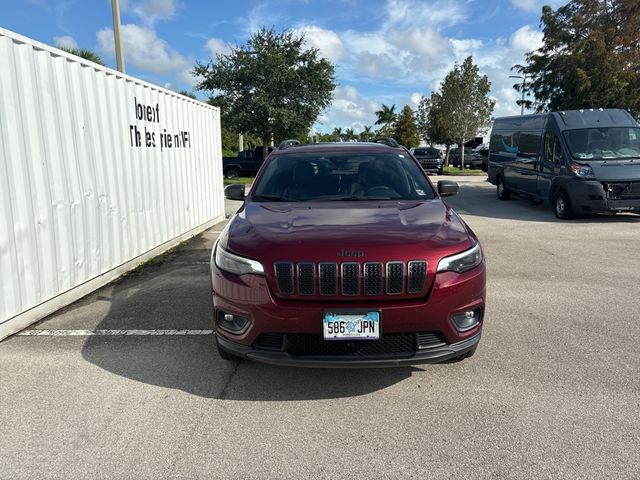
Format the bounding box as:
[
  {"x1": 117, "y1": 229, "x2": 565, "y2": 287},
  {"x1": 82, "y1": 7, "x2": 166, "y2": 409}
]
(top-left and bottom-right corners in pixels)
[{"x1": 16, "y1": 329, "x2": 214, "y2": 336}]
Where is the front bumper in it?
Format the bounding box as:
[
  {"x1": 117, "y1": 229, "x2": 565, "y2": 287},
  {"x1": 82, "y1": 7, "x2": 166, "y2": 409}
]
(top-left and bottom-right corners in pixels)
[
  {"x1": 211, "y1": 260, "x2": 486, "y2": 367},
  {"x1": 568, "y1": 180, "x2": 640, "y2": 213},
  {"x1": 217, "y1": 332, "x2": 481, "y2": 368}
]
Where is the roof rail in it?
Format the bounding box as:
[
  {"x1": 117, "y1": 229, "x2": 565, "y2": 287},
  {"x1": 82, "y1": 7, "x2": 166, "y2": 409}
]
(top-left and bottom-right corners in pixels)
[
  {"x1": 278, "y1": 139, "x2": 301, "y2": 149},
  {"x1": 373, "y1": 138, "x2": 400, "y2": 148}
]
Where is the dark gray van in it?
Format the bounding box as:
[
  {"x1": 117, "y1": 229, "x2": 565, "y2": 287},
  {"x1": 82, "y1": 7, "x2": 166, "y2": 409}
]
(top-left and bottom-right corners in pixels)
[{"x1": 488, "y1": 109, "x2": 640, "y2": 219}]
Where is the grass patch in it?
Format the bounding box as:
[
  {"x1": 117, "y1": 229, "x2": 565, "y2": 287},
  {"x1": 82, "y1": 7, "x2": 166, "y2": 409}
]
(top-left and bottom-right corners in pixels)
[
  {"x1": 224, "y1": 176, "x2": 253, "y2": 185},
  {"x1": 441, "y1": 166, "x2": 486, "y2": 176},
  {"x1": 117, "y1": 241, "x2": 189, "y2": 280}
]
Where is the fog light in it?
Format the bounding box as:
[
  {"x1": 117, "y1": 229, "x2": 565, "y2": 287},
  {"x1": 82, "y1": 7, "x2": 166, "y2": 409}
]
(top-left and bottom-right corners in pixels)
[
  {"x1": 452, "y1": 308, "x2": 482, "y2": 332},
  {"x1": 218, "y1": 311, "x2": 250, "y2": 334}
]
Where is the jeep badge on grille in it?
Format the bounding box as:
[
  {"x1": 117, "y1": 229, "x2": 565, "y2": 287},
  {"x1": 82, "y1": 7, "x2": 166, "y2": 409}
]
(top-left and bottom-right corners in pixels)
[{"x1": 337, "y1": 249, "x2": 364, "y2": 258}]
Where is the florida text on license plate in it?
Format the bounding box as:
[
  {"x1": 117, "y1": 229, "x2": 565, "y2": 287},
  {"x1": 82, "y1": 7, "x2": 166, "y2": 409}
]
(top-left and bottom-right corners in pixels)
[{"x1": 322, "y1": 311, "x2": 380, "y2": 340}]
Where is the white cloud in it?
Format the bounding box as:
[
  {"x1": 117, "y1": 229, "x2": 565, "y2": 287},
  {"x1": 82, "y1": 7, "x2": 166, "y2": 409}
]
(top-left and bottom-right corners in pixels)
[
  {"x1": 97, "y1": 24, "x2": 190, "y2": 74},
  {"x1": 510, "y1": 25, "x2": 543, "y2": 53},
  {"x1": 124, "y1": 0, "x2": 182, "y2": 25},
  {"x1": 511, "y1": 0, "x2": 538, "y2": 12},
  {"x1": 318, "y1": 85, "x2": 380, "y2": 132},
  {"x1": 383, "y1": 0, "x2": 468, "y2": 30},
  {"x1": 293, "y1": 25, "x2": 345, "y2": 63},
  {"x1": 54, "y1": 35, "x2": 78, "y2": 50},
  {"x1": 177, "y1": 68, "x2": 201, "y2": 88},
  {"x1": 205, "y1": 38, "x2": 231, "y2": 59},
  {"x1": 387, "y1": 28, "x2": 452, "y2": 57},
  {"x1": 410, "y1": 92, "x2": 422, "y2": 106}
]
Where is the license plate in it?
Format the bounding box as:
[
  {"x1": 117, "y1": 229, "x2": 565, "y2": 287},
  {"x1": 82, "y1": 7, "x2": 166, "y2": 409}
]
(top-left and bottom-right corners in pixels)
[{"x1": 322, "y1": 311, "x2": 380, "y2": 340}]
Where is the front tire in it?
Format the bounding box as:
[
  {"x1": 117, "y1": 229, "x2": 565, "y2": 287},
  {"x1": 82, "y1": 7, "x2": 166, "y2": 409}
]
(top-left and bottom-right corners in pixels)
[
  {"x1": 554, "y1": 190, "x2": 574, "y2": 220},
  {"x1": 497, "y1": 176, "x2": 510, "y2": 200}
]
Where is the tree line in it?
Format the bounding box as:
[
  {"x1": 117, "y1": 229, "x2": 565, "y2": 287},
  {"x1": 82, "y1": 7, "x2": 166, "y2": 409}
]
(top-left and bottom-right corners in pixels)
[{"x1": 60, "y1": 0, "x2": 640, "y2": 162}]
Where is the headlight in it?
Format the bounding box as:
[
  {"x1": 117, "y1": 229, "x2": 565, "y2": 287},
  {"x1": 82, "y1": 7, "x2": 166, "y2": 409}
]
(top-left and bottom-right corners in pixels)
[
  {"x1": 569, "y1": 163, "x2": 595, "y2": 179},
  {"x1": 437, "y1": 243, "x2": 483, "y2": 274},
  {"x1": 215, "y1": 244, "x2": 264, "y2": 276}
]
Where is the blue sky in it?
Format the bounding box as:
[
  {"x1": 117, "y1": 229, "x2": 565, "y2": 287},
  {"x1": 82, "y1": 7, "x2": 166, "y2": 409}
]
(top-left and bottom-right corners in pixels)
[{"x1": 5, "y1": 0, "x2": 564, "y2": 133}]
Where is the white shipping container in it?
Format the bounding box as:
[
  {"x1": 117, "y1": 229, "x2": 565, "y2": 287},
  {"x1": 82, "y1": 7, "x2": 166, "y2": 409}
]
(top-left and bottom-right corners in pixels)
[{"x1": 0, "y1": 28, "x2": 224, "y2": 340}]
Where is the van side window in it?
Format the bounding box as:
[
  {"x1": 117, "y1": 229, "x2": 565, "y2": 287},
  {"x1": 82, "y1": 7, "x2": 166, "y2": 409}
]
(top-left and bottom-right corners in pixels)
[
  {"x1": 544, "y1": 133, "x2": 563, "y2": 164},
  {"x1": 492, "y1": 132, "x2": 519, "y2": 154},
  {"x1": 544, "y1": 133, "x2": 553, "y2": 161},
  {"x1": 553, "y1": 136, "x2": 563, "y2": 164},
  {"x1": 519, "y1": 132, "x2": 541, "y2": 158}
]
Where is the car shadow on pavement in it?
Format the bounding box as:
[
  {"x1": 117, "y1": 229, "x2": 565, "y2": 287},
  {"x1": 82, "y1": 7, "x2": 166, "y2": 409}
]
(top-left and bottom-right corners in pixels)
[
  {"x1": 447, "y1": 182, "x2": 640, "y2": 224},
  {"x1": 80, "y1": 232, "x2": 417, "y2": 400}
]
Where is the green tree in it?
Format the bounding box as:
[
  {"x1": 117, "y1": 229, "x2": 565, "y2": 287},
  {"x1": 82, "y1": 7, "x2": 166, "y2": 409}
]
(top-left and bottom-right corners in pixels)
[
  {"x1": 345, "y1": 127, "x2": 356, "y2": 141},
  {"x1": 517, "y1": 0, "x2": 640, "y2": 115},
  {"x1": 194, "y1": 27, "x2": 336, "y2": 158},
  {"x1": 178, "y1": 90, "x2": 197, "y2": 99},
  {"x1": 60, "y1": 47, "x2": 106, "y2": 66},
  {"x1": 424, "y1": 93, "x2": 457, "y2": 165},
  {"x1": 393, "y1": 105, "x2": 420, "y2": 148},
  {"x1": 440, "y1": 56, "x2": 494, "y2": 169},
  {"x1": 374, "y1": 104, "x2": 396, "y2": 134},
  {"x1": 332, "y1": 127, "x2": 344, "y2": 141},
  {"x1": 360, "y1": 125, "x2": 373, "y2": 141}
]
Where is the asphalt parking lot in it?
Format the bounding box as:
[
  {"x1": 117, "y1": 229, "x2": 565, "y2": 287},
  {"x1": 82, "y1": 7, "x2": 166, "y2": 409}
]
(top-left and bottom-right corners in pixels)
[{"x1": 1, "y1": 176, "x2": 639, "y2": 479}]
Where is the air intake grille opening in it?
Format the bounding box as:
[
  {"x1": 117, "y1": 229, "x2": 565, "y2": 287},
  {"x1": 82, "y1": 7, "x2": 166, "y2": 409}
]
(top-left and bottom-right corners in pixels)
[
  {"x1": 407, "y1": 261, "x2": 427, "y2": 294},
  {"x1": 386, "y1": 262, "x2": 404, "y2": 294},
  {"x1": 341, "y1": 263, "x2": 360, "y2": 295},
  {"x1": 254, "y1": 333, "x2": 285, "y2": 351},
  {"x1": 319, "y1": 263, "x2": 337, "y2": 295},
  {"x1": 417, "y1": 332, "x2": 448, "y2": 349},
  {"x1": 286, "y1": 333, "x2": 416, "y2": 356},
  {"x1": 297, "y1": 262, "x2": 315, "y2": 295},
  {"x1": 274, "y1": 262, "x2": 294, "y2": 294},
  {"x1": 364, "y1": 262, "x2": 382, "y2": 295}
]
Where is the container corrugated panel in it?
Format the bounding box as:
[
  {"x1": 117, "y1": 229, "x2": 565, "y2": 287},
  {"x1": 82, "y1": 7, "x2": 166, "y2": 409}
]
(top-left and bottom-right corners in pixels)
[{"x1": 0, "y1": 28, "x2": 224, "y2": 339}]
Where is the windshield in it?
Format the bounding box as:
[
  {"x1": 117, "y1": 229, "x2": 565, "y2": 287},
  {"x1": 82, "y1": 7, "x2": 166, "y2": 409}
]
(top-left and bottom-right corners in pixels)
[
  {"x1": 563, "y1": 127, "x2": 640, "y2": 160},
  {"x1": 252, "y1": 152, "x2": 435, "y2": 202},
  {"x1": 414, "y1": 148, "x2": 439, "y2": 157}
]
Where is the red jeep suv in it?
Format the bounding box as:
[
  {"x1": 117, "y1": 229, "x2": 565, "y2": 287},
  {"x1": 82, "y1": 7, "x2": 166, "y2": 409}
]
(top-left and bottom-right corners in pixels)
[{"x1": 211, "y1": 141, "x2": 486, "y2": 367}]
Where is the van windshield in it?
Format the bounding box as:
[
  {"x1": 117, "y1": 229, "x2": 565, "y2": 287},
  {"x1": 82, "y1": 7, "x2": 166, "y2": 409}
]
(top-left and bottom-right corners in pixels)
[{"x1": 563, "y1": 127, "x2": 640, "y2": 160}]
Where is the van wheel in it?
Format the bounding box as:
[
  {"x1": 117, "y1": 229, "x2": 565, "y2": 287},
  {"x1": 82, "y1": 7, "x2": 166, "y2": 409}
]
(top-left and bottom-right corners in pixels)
[
  {"x1": 496, "y1": 177, "x2": 510, "y2": 200},
  {"x1": 554, "y1": 190, "x2": 574, "y2": 220}
]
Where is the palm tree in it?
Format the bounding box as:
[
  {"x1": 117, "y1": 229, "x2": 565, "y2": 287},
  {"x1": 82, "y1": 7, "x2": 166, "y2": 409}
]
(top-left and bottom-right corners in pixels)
[
  {"x1": 332, "y1": 127, "x2": 344, "y2": 141},
  {"x1": 60, "y1": 47, "x2": 106, "y2": 66},
  {"x1": 345, "y1": 128, "x2": 355, "y2": 141},
  {"x1": 360, "y1": 125, "x2": 373, "y2": 141},
  {"x1": 375, "y1": 104, "x2": 396, "y2": 135}
]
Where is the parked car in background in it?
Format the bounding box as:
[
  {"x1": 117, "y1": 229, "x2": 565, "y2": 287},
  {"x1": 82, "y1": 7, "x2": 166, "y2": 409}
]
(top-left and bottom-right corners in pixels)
[
  {"x1": 410, "y1": 146, "x2": 443, "y2": 174},
  {"x1": 487, "y1": 108, "x2": 640, "y2": 219},
  {"x1": 214, "y1": 141, "x2": 486, "y2": 366},
  {"x1": 222, "y1": 145, "x2": 274, "y2": 178},
  {"x1": 449, "y1": 147, "x2": 484, "y2": 169}
]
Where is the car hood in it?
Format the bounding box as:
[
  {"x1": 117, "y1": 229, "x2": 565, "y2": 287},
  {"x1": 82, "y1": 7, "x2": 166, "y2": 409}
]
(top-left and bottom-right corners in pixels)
[
  {"x1": 223, "y1": 200, "x2": 474, "y2": 264},
  {"x1": 586, "y1": 160, "x2": 640, "y2": 181}
]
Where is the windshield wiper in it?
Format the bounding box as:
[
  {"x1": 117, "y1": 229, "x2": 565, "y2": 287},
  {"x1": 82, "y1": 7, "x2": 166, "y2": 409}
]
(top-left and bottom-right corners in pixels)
[
  {"x1": 329, "y1": 196, "x2": 393, "y2": 201},
  {"x1": 252, "y1": 194, "x2": 299, "y2": 202}
]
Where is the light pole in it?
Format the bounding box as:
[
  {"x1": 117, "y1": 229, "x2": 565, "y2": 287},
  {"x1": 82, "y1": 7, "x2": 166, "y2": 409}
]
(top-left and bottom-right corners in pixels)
[
  {"x1": 111, "y1": 0, "x2": 126, "y2": 73},
  {"x1": 509, "y1": 74, "x2": 527, "y2": 115}
]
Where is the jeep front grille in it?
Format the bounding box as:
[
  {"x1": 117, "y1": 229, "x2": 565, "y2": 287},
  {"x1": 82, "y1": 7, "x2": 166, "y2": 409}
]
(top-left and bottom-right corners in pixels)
[{"x1": 273, "y1": 260, "x2": 427, "y2": 297}]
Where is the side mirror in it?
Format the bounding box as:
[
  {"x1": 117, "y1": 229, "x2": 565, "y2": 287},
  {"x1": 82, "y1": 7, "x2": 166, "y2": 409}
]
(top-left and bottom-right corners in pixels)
[
  {"x1": 224, "y1": 183, "x2": 245, "y2": 200},
  {"x1": 437, "y1": 180, "x2": 459, "y2": 197}
]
